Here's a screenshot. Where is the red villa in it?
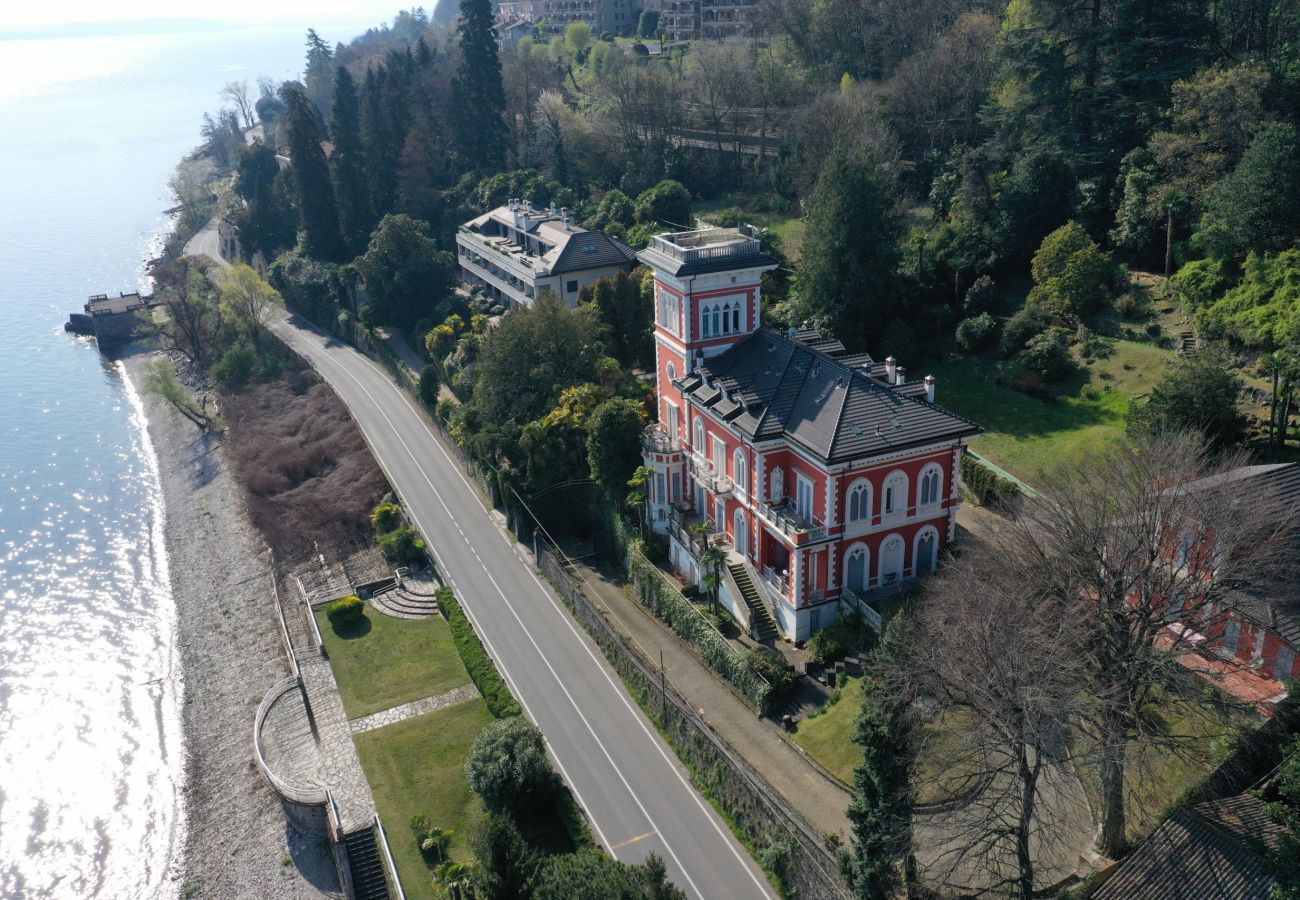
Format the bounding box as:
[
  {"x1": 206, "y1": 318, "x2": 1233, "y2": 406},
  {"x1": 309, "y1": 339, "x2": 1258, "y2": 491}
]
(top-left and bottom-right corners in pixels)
[{"x1": 637, "y1": 225, "x2": 982, "y2": 641}]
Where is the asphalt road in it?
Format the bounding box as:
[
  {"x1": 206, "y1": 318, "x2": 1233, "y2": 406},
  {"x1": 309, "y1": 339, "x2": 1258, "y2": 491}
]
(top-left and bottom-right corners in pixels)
[{"x1": 269, "y1": 315, "x2": 776, "y2": 900}]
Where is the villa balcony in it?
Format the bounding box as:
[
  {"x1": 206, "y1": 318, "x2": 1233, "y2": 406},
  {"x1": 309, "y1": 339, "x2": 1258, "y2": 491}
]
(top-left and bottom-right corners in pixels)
[
  {"x1": 641, "y1": 424, "x2": 681, "y2": 455},
  {"x1": 688, "y1": 452, "x2": 732, "y2": 496},
  {"x1": 757, "y1": 498, "x2": 826, "y2": 544}
]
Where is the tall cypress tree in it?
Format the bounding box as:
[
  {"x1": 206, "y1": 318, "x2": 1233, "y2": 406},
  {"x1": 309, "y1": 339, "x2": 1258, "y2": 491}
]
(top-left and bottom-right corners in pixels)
[
  {"x1": 303, "y1": 29, "x2": 336, "y2": 120},
  {"x1": 281, "y1": 86, "x2": 346, "y2": 263},
  {"x1": 845, "y1": 623, "x2": 915, "y2": 900},
  {"x1": 330, "y1": 67, "x2": 374, "y2": 257},
  {"x1": 453, "y1": 0, "x2": 507, "y2": 170}
]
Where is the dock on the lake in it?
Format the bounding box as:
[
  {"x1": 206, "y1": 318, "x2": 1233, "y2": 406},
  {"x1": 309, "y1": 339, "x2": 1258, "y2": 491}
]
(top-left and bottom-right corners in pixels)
[{"x1": 65, "y1": 291, "x2": 154, "y2": 348}]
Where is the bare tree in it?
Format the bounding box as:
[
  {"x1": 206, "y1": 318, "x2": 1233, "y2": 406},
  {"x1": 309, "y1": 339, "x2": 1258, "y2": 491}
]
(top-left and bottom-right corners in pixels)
[
  {"x1": 221, "y1": 80, "x2": 256, "y2": 129},
  {"x1": 159, "y1": 261, "x2": 223, "y2": 365},
  {"x1": 893, "y1": 547, "x2": 1088, "y2": 898},
  {"x1": 1000, "y1": 432, "x2": 1300, "y2": 857},
  {"x1": 143, "y1": 359, "x2": 217, "y2": 432}
]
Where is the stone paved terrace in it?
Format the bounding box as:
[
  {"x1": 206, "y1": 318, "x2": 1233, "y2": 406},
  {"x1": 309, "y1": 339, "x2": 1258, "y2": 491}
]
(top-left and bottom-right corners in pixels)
[
  {"x1": 349, "y1": 684, "x2": 479, "y2": 735},
  {"x1": 299, "y1": 654, "x2": 377, "y2": 833},
  {"x1": 260, "y1": 682, "x2": 326, "y2": 794}
]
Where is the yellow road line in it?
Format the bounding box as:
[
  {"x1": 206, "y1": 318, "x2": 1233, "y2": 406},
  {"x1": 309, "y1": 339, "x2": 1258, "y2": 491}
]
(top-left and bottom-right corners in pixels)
[{"x1": 610, "y1": 831, "x2": 656, "y2": 850}]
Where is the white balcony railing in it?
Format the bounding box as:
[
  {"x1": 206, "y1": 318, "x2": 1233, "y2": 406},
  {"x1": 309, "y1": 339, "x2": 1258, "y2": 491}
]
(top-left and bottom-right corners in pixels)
[
  {"x1": 641, "y1": 424, "x2": 681, "y2": 454},
  {"x1": 689, "y1": 452, "x2": 732, "y2": 496},
  {"x1": 758, "y1": 498, "x2": 826, "y2": 542}
]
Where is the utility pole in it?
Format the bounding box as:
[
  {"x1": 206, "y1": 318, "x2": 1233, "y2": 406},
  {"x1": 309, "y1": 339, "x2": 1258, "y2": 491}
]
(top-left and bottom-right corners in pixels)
[{"x1": 660, "y1": 649, "x2": 666, "y2": 719}]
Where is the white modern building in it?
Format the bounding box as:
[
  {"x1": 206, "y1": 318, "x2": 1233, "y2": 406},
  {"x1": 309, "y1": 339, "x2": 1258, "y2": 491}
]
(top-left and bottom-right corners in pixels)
[{"x1": 456, "y1": 199, "x2": 638, "y2": 308}]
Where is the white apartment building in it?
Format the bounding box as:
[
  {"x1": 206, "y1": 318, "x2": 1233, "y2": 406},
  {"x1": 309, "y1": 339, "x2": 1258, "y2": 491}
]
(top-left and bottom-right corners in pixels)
[{"x1": 456, "y1": 199, "x2": 638, "y2": 308}]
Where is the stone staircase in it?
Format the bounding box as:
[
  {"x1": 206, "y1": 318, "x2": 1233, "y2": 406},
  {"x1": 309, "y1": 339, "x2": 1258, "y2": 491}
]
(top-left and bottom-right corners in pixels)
[
  {"x1": 728, "y1": 562, "x2": 778, "y2": 643},
  {"x1": 369, "y1": 586, "x2": 440, "y2": 619},
  {"x1": 342, "y1": 826, "x2": 391, "y2": 900}
]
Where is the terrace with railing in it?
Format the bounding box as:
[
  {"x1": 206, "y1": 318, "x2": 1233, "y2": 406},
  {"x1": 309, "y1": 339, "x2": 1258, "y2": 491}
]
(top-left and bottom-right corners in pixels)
[
  {"x1": 758, "y1": 497, "x2": 827, "y2": 543},
  {"x1": 641, "y1": 423, "x2": 681, "y2": 454},
  {"x1": 648, "y1": 226, "x2": 763, "y2": 265}
]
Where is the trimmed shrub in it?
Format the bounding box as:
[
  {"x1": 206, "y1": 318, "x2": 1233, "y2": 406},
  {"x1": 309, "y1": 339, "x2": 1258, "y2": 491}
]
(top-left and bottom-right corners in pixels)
[
  {"x1": 999, "y1": 303, "x2": 1053, "y2": 357},
  {"x1": 418, "y1": 364, "x2": 440, "y2": 408},
  {"x1": 955, "y1": 313, "x2": 1000, "y2": 353},
  {"x1": 327, "y1": 594, "x2": 366, "y2": 628},
  {"x1": 744, "y1": 648, "x2": 798, "y2": 710},
  {"x1": 960, "y1": 454, "x2": 1020, "y2": 508},
  {"x1": 370, "y1": 501, "x2": 403, "y2": 534},
  {"x1": 212, "y1": 342, "x2": 258, "y2": 387},
  {"x1": 466, "y1": 717, "x2": 555, "y2": 815},
  {"x1": 807, "y1": 611, "x2": 873, "y2": 665},
  {"x1": 438, "y1": 587, "x2": 521, "y2": 718},
  {"x1": 963, "y1": 275, "x2": 997, "y2": 314},
  {"x1": 1018, "y1": 328, "x2": 1074, "y2": 382},
  {"x1": 379, "y1": 525, "x2": 426, "y2": 564}
]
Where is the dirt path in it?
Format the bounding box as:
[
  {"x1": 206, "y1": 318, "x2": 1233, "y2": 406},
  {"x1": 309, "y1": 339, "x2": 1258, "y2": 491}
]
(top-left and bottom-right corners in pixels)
[{"x1": 124, "y1": 349, "x2": 340, "y2": 899}]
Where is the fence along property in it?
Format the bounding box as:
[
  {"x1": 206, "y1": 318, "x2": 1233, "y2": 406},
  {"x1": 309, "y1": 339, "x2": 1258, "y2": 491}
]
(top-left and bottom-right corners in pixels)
[
  {"x1": 539, "y1": 542, "x2": 851, "y2": 900},
  {"x1": 626, "y1": 548, "x2": 772, "y2": 712}
]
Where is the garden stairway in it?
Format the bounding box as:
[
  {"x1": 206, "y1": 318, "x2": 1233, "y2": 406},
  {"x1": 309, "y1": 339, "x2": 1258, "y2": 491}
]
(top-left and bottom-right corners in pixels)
[
  {"x1": 728, "y1": 562, "x2": 778, "y2": 643},
  {"x1": 342, "y1": 826, "x2": 391, "y2": 900}
]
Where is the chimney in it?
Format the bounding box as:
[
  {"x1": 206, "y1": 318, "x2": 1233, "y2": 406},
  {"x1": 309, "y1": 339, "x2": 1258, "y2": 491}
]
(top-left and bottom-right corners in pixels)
[
  {"x1": 895, "y1": 366, "x2": 906, "y2": 386},
  {"x1": 924, "y1": 374, "x2": 935, "y2": 403},
  {"x1": 884, "y1": 356, "x2": 896, "y2": 383},
  {"x1": 561, "y1": 207, "x2": 571, "y2": 230}
]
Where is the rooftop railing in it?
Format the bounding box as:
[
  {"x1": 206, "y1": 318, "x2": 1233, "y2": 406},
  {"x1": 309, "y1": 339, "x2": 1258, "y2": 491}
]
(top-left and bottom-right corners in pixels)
[{"x1": 649, "y1": 225, "x2": 762, "y2": 263}]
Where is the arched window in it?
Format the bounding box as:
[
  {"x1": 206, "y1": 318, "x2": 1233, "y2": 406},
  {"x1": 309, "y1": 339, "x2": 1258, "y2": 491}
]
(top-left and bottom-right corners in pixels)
[
  {"x1": 919, "y1": 464, "x2": 943, "y2": 507},
  {"x1": 844, "y1": 544, "x2": 870, "y2": 594},
  {"x1": 732, "y1": 304, "x2": 741, "y2": 333},
  {"x1": 913, "y1": 526, "x2": 939, "y2": 575},
  {"x1": 700, "y1": 305, "x2": 712, "y2": 338},
  {"x1": 711, "y1": 305, "x2": 721, "y2": 337},
  {"x1": 666, "y1": 363, "x2": 676, "y2": 382},
  {"x1": 883, "y1": 470, "x2": 908, "y2": 518},
  {"x1": 733, "y1": 508, "x2": 748, "y2": 557},
  {"x1": 879, "y1": 534, "x2": 905, "y2": 583},
  {"x1": 733, "y1": 449, "x2": 747, "y2": 496},
  {"x1": 693, "y1": 417, "x2": 705, "y2": 453},
  {"x1": 846, "y1": 479, "x2": 872, "y2": 523}
]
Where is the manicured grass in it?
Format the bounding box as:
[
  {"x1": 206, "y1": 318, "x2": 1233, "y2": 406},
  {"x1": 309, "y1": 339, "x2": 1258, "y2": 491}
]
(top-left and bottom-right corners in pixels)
[
  {"x1": 927, "y1": 338, "x2": 1178, "y2": 483},
  {"x1": 1071, "y1": 686, "x2": 1250, "y2": 842},
  {"x1": 792, "y1": 677, "x2": 861, "y2": 784},
  {"x1": 354, "y1": 699, "x2": 495, "y2": 900},
  {"x1": 315, "y1": 608, "x2": 471, "y2": 719}
]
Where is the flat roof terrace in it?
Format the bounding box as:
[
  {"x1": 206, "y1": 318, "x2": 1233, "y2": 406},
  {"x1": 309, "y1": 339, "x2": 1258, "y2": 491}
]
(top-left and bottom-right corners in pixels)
[{"x1": 85, "y1": 291, "x2": 149, "y2": 316}]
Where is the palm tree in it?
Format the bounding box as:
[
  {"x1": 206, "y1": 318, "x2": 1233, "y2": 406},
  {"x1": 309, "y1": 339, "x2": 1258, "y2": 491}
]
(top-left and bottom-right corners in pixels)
[
  {"x1": 700, "y1": 544, "x2": 728, "y2": 616},
  {"x1": 420, "y1": 826, "x2": 454, "y2": 864},
  {"x1": 432, "y1": 860, "x2": 475, "y2": 900},
  {"x1": 626, "y1": 465, "x2": 654, "y2": 540}
]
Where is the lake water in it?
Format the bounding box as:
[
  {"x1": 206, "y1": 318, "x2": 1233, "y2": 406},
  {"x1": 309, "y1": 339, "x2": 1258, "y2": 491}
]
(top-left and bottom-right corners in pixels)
[{"x1": 0, "y1": 22, "x2": 375, "y2": 898}]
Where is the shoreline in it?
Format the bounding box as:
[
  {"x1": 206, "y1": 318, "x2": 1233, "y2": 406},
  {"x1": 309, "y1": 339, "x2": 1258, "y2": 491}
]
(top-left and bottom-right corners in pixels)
[{"x1": 121, "y1": 348, "x2": 341, "y2": 899}]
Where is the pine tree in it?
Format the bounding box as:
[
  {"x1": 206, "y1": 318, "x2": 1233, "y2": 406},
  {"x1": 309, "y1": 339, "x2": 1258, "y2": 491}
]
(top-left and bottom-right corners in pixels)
[
  {"x1": 281, "y1": 86, "x2": 346, "y2": 263},
  {"x1": 453, "y1": 0, "x2": 507, "y2": 170},
  {"x1": 303, "y1": 29, "x2": 336, "y2": 120},
  {"x1": 846, "y1": 623, "x2": 915, "y2": 900},
  {"x1": 330, "y1": 67, "x2": 374, "y2": 257},
  {"x1": 786, "y1": 150, "x2": 900, "y2": 352}
]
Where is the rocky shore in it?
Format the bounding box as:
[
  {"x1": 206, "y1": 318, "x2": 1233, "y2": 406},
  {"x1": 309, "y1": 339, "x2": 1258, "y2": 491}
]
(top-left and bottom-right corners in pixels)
[{"x1": 122, "y1": 349, "x2": 341, "y2": 900}]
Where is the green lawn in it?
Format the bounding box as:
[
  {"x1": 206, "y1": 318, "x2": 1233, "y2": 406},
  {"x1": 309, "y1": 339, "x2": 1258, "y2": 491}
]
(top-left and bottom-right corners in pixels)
[
  {"x1": 792, "y1": 677, "x2": 861, "y2": 784},
  {"x1": 694, "y1": 197, "x2": 806, "y2": 261},
  {"x1": 354, "y1": 699, "x2": 495, "y2": 900},
  {"x1": 316, "y1": 607, "x2": 471, "y2": 718},
  {"x1": 1071, "y1": 687, "x2": 1250, "y2": 842},
  {"x1": 928, "y1": 338, "x2": 1177, "y2": 483}
]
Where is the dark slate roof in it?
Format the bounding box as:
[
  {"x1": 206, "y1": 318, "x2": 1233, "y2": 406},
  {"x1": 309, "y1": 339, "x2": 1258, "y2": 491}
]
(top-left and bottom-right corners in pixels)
[
  {"x1": 680, "y1": 327, "x2": 981, "y2": 464},
  {"x1": 1192, "y1": 463, "x2": 1300, "y2": 647},
  {"x1": 548, "y1": 230, "x2": 638, "y2": 274},
  {"x1": 1093, "y1": 795, "x2": 1282, "y2": 900}
]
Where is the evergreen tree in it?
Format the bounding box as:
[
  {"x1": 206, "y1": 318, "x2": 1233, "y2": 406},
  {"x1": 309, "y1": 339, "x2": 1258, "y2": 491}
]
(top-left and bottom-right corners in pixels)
[
  {"x1": 353, "y1": 214, "x2": 454, "y2": 327},
  {"x1": 303, "y1": 29, "x2": 336, "y2": 119},
  {"x1": 1126, "y1": 349, "x2": 1245, "y2": 448},
  {"x1": 1200, "y1": 123, "x2": 1300, "y2": 259},
  {"x1": 232, "y1": 141, "x2": 295, "y2": 258},
  {"x1": 586, "y1": 398, "x2": 645, "y2": 498},
  {"x1": 453, "y1": 0, "x2": 507, "y2": 170},
  {"x1": 281, "y1": 86, "x2": 346, "y2": 263},
  {"x1": 786, "y1": 150, "x2": 900, "y2": 352},
  {"x1": 846, "y1": 622, "x2": 915, "y2": 900},
  {"x1": 329, "y1": 67, "x2": 374, "y2": 257}
]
